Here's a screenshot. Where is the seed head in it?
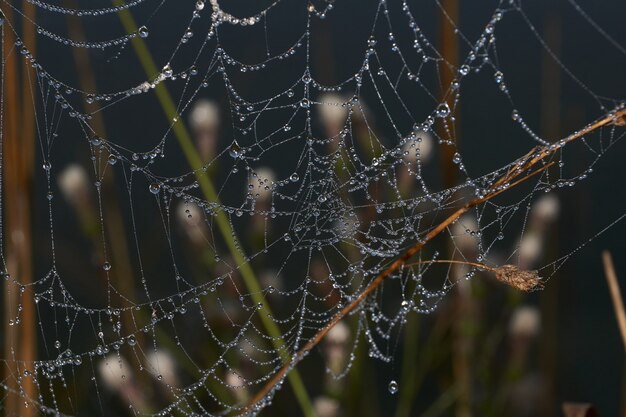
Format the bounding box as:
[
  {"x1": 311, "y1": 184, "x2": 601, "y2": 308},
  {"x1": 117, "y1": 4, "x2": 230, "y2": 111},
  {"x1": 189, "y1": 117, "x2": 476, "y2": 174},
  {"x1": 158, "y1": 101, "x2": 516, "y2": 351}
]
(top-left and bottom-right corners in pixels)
[{"x1": 494, "y1": 264, "x2": 543, "y2": 292}]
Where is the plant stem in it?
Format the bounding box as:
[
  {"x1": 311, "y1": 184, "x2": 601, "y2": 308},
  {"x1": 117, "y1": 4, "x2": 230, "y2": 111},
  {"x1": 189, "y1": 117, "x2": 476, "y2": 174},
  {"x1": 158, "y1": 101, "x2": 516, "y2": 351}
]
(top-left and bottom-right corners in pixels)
[
  {"x1": 245, "y1": 107, "x2": 626, "y2": 411},
  {"x1": 112, "y1": 4, "x2": 314, "y2": 415},
  {"x1": 394, "y1": 315, "x2": 420, "y2": 417}
]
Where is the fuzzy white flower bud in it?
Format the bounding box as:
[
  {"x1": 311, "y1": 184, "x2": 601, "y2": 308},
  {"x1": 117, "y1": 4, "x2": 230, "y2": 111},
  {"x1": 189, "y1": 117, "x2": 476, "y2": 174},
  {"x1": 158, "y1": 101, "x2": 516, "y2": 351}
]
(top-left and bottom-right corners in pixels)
[
  {"x1": 58, "y1": 164, "x2": 90, "y2": 208},
  {"x1": 509, "y1": 305, "x2": 541, "y2": 338},
  {"x1": 146, "y1": 349, "x2": 179, "y2": 387},
  {"x1": 314, "y1": 396, "x2": 340, "y2": 417},
  {"x1": 177, "y1": 202, "x2": 207, "y2": 246},
  {"x1": 403, "y1": 130, "x2": 433, "y2": 165},
  {"x1": 189, "y1": 99, "x2": 219, "y2": 132},
  {"x1": 250, "y1": 167, "x2": 275, "y2": 203},
  {"x1": 319, "y1": 94, "x2": 348, "y2": 134},
  {"x1": 98, "y1": 354, "x2": 132, "y2": 391},
  {"x1": 531, "y1": 193, "x2": 560, "y2": 224}
]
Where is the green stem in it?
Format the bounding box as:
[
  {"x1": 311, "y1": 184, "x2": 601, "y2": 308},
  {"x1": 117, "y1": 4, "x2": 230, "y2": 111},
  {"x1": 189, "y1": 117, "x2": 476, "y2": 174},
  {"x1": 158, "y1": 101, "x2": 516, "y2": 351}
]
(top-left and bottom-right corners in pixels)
[
  {"x1": 394, "y1": 316, "x2": 420, "y2": 417},
  {"x1": 112, "y1": 5, "x2": 314, "y2": 415}
]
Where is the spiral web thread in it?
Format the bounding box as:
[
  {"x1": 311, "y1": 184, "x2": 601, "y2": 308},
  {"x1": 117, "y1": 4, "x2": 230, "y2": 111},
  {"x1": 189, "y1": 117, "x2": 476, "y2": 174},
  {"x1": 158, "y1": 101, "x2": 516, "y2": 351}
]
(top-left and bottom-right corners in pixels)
[{"x1": 0, "y1": 0, "x2": 625, "y2": 416}]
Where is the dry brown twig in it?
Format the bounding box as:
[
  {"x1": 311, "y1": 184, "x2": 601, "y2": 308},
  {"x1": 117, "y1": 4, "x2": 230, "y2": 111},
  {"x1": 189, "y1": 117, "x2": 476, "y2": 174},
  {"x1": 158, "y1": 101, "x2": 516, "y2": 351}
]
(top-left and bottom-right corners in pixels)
[{"x1": 244, "y1": 107, "x2": 626, "y2": 413}]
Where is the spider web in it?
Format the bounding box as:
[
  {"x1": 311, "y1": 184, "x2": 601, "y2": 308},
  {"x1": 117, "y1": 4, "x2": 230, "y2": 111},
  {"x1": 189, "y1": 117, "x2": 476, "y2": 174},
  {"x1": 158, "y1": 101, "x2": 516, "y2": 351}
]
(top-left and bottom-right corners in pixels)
[{"x1": 0, "y1": 0, "x2": 625, "y2": 416}]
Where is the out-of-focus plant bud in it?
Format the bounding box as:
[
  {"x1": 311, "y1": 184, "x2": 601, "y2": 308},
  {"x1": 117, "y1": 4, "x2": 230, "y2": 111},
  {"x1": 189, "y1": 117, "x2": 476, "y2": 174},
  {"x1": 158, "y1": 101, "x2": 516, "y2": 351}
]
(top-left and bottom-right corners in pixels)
[
  {"x1": 58, "y1": 164, "x2": 100, "y2": 238},
  {"x1": 177, "y1": 202, "x2": 207, "y2": 246},
  {"x1": 189, "y1": 99, "x2": 220, "y2": 163},
  {"x1": 451, "y1": 214, "x2": 479, "y2": 255},
  {"x1": 319, "y1": 93, "x2": 348, "y2": 137},
  {"x1": 509, "y1": 305, "x2": 541, "y2": 339},
  {"x1": 518, "y1": 231, "x2": 542, "y2": 270},
  {"x1": 399, "y1": 130, "x2": 434, "y2": 195},
  {"x1": 98, "y1": 354, "x2": 131, "y2": 392},
  {"x1": 333, "y1": 212, "x2": 360, "y2": 240},
  {"x1": 98, "y1": 354, "x2": 149, "y2": 412},
  {"x1": 323, "y1": 321, "x2": 350, "y2": 375},
  {"x1": 225, "y1": 369, "x2": 249, "y2": 402},
  {"x1": 404, "y1": 130, "x2": 434, "y2": 165},
  {"x1": 146, "y1": 349, "x2": 180, "y2": 387},
  {"x1": 259, "y1": 269, "x2": 283, "y2": 294},
  {"x1": 313, "y1": 396, "x2": 340, "y2": 417},
  {"x1": 530, "y1": 193, "x2": 560, "y2": 226},
  {"x1": 517, "y1": 194, "x2": 559, "y2": 269},
  {"x1": 250, "y1": 167, "x2": 275, "y2": 205},
  {"x1": 58, "y1": 164, "x2": 91, "y2": 211}
]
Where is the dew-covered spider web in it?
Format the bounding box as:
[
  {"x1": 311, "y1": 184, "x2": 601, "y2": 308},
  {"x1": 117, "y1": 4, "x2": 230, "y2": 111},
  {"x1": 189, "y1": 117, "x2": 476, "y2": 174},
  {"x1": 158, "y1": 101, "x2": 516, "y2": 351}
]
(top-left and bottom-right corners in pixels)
[{"x1": 0, "y1": 0, "x2": 625, "y2": 415}]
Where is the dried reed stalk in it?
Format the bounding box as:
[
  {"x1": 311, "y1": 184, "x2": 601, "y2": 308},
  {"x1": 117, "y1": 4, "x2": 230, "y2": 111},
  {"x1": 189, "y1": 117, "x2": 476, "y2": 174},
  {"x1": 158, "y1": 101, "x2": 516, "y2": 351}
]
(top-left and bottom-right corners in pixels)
[
  {"x1": 601, "y1": 251, "x2": 626, "y2": 352},
  {"x1": 245, "y1": 107, "x2": 626, "y2": 412},
  {"x1": 437, "y1": 3, "x2": 470, "y2": 416},
  {"x1": 2, "y1": 2, "x2": 37, "y2": 416}
]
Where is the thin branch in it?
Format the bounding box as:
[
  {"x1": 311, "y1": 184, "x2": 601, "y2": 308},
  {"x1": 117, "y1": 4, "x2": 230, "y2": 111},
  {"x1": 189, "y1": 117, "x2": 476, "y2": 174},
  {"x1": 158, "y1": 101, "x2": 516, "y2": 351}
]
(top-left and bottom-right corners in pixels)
[{"x1": 245, "y1": 107, "x2": 626, "y2": 412}]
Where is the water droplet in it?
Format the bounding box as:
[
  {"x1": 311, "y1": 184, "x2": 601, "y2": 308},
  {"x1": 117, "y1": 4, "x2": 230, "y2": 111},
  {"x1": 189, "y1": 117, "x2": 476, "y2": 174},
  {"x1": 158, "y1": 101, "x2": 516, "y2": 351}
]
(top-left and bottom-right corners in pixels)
[
  {"x1": 103, "y1": 262, "x2": 111, "y2": 271},
  {"x1": 459, "y1": 64, "x2": 470, "y2": 76},
  {"x1": 108, "y1": 155, "x2": 117, "y2": 165},
  {"x1": 162, "y1": 64, "x2": 173, "y2": 78},
  {"x1": 388, "y1": 380, "x2": 398, "y2": 394},
  {"x1": 452, "y1": 152, "x2": 461, "y2": 164},
  {"x1": 42, "y1": 161, "x2": 51, "y2": 171},
  {"x1": 90, "y1": 136, "x2": 102, "y2": 147},
  {"x1": 229, "y1": 143, "x2": 241, "y2": 158},
  {"x1": 436, "y1": 103, "x2": 450, "y2": 118},
  {"x1": 494, "y1": 71, "x2": 503, "y2": 84},
  {"x1": 511, "y1": 109, "x2": 520, "y2": 121},
  {"x1": 290, "y1": 173, "x2": 299, "y2": 182},
  {"x1": 138, "y1": 26, "x2": 149, "y2": 38},
  {"x1": 127, "y1": 336, "x2": 137, "y2": 346},
  {"x1": 195, "y1": 0, "x2": 205, "y2": 11},
  {"x1": 149, "y1": 183, "x2": 161, "y2": 194}
]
